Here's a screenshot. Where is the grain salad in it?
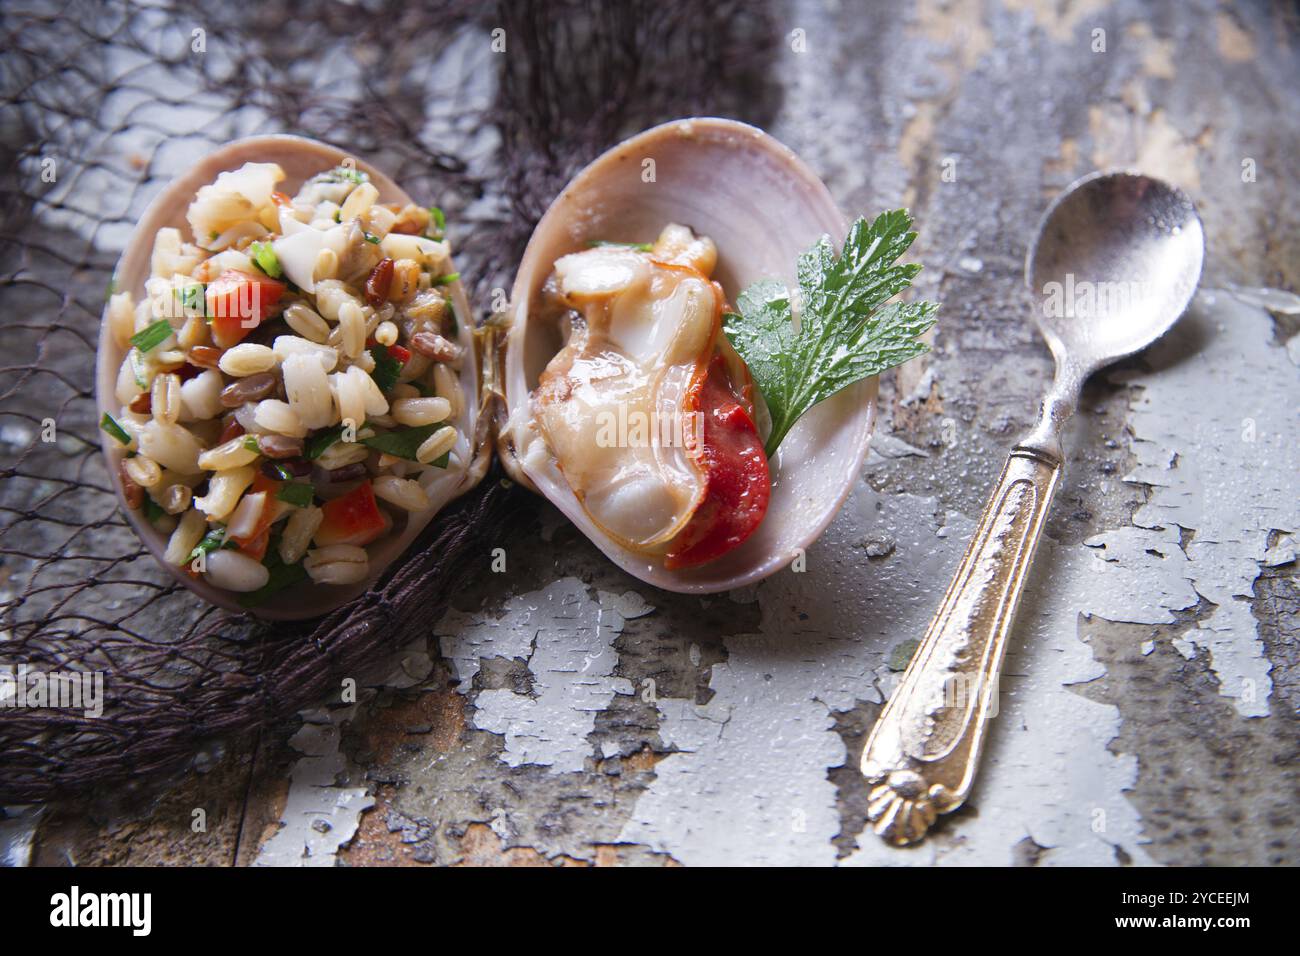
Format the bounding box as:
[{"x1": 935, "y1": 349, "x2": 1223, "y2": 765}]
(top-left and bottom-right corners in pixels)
[{"x1": 102, "y1": 160, "x2": 470, "y2": 605}]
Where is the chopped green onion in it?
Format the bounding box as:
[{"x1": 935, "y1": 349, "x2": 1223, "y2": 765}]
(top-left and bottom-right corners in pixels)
[
  {"x1": 130, "y1": 319, "x2": 173, "y2": 353},
  {"x1": 432, "y1": 272, "x2": 459, "y2": 287},
  {"x1": 100, "y1": 412, "x2": 131, "y2": 445},
  {"x1": 588, "y1": 240, "x2": 653, "y2": 252},
  {"x1": 242, "y1": 435, "x2": 261, "y2": 453},
  {"x1": 359, "y1": 424, "x2": 447, "y2": 464},
  {"x1": 446, "y1": 301, "x2": 459, "y2": 338},
  {"x1": 277, "y1": 482, "x2": 315, "y2": 508},
  {"x1": 249, "y1": 240, "x2": 282, "y2": 278},
  {"x1": 426, "y1": 206, "x2": 446, "y2": 239},
  {"x1": 330, "y1": 166, "x2": 365, "y2": 184},
  {"x1": 363, "y1": 232, "x2": 381, "y2": 245},
  {"x1": 188, "y1": 526, "x2": 229, "y2": 562},
  {"x1": 179, "y1": 282, "x2": 206, "y2": 315},
  {"x1": 142, "y1": 496, "x2": 165, "y2": 523},
  {"x1": 266, "y1": 462, "x2": 295, "y2": 481},
  {"x1": 334, "y1": 210, "x2": 342, "y2": 223},
  {"x1": 129, "y1": 349, "x2": 148, "y2": 388}
]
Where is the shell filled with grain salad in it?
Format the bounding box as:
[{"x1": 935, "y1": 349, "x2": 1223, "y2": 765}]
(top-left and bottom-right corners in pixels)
[{"x1": 96, "y1": 136, "x2": 485, "y2": 618}]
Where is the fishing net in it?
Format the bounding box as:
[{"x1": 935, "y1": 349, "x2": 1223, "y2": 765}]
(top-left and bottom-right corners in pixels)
[{"x1": 0, "y1": 0, "x2": 775, "y2": 803}]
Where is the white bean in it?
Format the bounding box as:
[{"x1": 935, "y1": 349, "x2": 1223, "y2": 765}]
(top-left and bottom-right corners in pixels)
[
  {"x1": 304, "y1": 544, "x2": 369, "y2": 585},
  {"x1": 372, "y1": 475, "x2": 430, "y2": 512},
  {"x1": 205, "y1": 549, "x2": 270, "y2": 592},
  {"x1": 219, "y1": 343, "x2": 277, "y2": 377},
  {"x1": 391, "y1": 396, "x2": 450, "y2": 427}
]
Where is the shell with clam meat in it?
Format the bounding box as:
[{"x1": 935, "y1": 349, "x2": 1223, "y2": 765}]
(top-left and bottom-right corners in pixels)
[{"x1": 497, "y1": 118, "x2": 878, "y2": 593}]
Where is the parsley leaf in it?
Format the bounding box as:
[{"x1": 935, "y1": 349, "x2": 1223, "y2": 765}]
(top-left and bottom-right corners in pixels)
[
  {"x1": 359, "y1": 424, "x2": 449, "y2": 465},
  {"x1": 368, "y1": 345, "x2": 403, "y2": 392},
  {"x1": 723, "y1": 210, "x2": 938, "y2": 457}
]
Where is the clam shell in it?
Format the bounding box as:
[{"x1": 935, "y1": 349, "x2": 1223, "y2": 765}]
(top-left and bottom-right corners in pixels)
[
  {"x1": 504, "y1": 118, "x2": 877, "y2": 593},
  {"x1": 97, "y1": 135, "x2": 484, "y2": 619}
]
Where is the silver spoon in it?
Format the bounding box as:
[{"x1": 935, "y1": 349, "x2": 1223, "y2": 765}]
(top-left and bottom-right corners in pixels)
[{"x1": 860, "y1": 171, "x2": 1205, "y2": 846}]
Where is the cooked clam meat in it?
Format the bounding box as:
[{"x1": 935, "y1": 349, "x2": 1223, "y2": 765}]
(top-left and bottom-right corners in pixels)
[{"x1": 531, "y1": 225, "x2": 770, "y2": 569}]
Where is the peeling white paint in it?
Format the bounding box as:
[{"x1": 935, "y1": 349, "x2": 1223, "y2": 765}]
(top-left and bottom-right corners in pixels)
[
  {"x1": 253, "y1": 643, "x2": 433, "y2": 866},
  {"x1": 1112, "y1": 291, "x2": 1297, "y2": 716},
  {"x1": 437, "y1": 578, "x2": 640, "y2": 773},
  {"x1": 253, "y1": 709, "x2": 374, "y2": 867}
]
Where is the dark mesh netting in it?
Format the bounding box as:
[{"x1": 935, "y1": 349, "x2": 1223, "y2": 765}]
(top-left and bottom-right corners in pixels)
[{"x1": 0, "y1": 0, "x2": 775, "y2": 802}]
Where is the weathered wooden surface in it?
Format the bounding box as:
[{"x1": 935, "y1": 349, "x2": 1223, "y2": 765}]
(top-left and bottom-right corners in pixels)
[{"x1": 9, "y1": 0, "x2": 1299, "y2": 865}]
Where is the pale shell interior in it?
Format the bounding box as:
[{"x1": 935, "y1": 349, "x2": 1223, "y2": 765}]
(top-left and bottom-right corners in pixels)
[{"x1": 506, "y1": 118, "x2": 877, "y2": 594}]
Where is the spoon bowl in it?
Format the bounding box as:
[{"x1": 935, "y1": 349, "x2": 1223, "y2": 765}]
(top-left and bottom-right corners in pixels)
[{"x1": 1026, "y1": 170, "x2": 1205, "y2": 373}]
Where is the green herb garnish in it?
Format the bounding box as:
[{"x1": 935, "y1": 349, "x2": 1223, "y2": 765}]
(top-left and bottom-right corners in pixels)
[
  {"x1": 588, "y1": 240, "x2": 653, "y2": 252},
  {"x1": 359, "y1": 424, "x2": 448, "y2": 465},
  {"x1": 426, "y1": 206, "x2": 446, "y2": 239},
  {"x1": 327, "y1": 165, "x2": 366, "y2": 185},
  {"x1": 188, "y1": 526, "x2": 230, "y2": 562},
  {"x1": 723, "y1": 210, "x2": 938, "y2": 457},
  {"x1": 130, "y1": 319, "x2": 174, "y2": 353},
  {"x1": 368, "y1": 345, "x2": 403, "y2": 392},
  {"x1": 432, "y1": 272, "x2": 459, "y2": 287},
  {"x1": 100, "y1": 412, "x2": 131, "y2": 446},
  {"x1": 238, "y1": 547, "x2": 308, "y2": 607},
  {"x1": 363, "y1": 232, "x2": 381, "y2": 245},
  {"x1": 306, "y1": 423, "x2": 348, "y2": 460},
  {"x1": 277, "y1": 482, "x2": 315, "y2": 508},
  {"x1": 179, "y1": 281, "x2": 206, "y2": 315},
  {"x1": 249, "y1": 240, "x2": 282, "y2": 278},
  {"x1": 129, "y1": 349, "x2": 148, "y2": 388},
  {"x1": 143, "y1": 496, "x2": 165, "y2": 523},
  {"x1": 242, "y1": 435, "x2": 261, "y2": 453}
]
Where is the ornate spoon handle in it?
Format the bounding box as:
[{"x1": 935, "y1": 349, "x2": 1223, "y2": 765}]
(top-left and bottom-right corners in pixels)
[{"x1": 860, "y1": 441, "x2": 1063, "y2": 845}]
